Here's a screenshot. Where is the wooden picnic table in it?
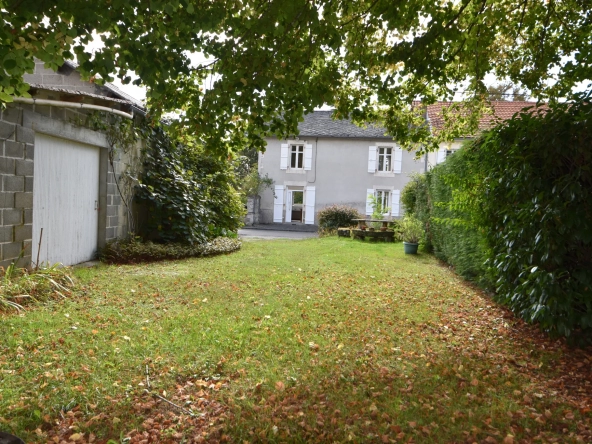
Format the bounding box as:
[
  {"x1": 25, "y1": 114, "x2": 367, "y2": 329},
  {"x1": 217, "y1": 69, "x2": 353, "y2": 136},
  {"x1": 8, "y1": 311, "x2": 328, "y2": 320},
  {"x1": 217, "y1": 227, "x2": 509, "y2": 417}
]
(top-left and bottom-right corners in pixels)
[{"x1": 351, "y1": 218, "x2": 391, "y2": 229}]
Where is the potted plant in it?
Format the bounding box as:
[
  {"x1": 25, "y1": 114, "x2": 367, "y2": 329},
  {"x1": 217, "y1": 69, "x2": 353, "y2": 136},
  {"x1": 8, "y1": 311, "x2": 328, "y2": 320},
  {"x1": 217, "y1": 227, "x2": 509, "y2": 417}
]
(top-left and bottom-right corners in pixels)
[
  {"x1": 399, "y1": 215, "x2": 423, "y2": 254},
  {"x1": 368, "y1": 193, "x2": 391, "y2": 230}
]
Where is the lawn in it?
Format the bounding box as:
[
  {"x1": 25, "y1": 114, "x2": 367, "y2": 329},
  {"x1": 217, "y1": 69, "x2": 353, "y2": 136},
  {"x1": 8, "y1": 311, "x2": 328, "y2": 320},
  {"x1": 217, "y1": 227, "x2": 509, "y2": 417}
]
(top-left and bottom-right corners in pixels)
[{"x1": 0, "y1": 237, "x2": 591, "y2": 443}]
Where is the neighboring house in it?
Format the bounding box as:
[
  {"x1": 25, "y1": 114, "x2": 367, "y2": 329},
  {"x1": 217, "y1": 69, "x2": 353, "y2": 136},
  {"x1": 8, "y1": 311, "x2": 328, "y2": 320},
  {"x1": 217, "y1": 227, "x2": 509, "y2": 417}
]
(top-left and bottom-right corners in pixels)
[
  {"x1": 258, "y1": 102, "x2": 542, "y2": 226},
  {"x1": 0, "y1": 60, "x2": 144, "y2": 268},
  {"x1": 425, "y1": 101, "x2": 542, "y2": 168},
  {"x1": 257, "y1": 111, "x2": 427, "y2": 225}
]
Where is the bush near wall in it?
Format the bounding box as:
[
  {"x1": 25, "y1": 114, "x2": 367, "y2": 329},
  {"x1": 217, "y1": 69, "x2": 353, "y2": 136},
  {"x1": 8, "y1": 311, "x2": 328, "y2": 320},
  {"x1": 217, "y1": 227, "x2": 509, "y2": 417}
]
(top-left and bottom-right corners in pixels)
[
  {"x1": 404, "y1": 100, "x2": 592, "y2": 338},
  {"x1": 318, "y1": 205, "x2": 363, "y2": 231},
  {"x1": 99, "y1": 237, "x2": 242, "y2": 264},
  {"x1": 136, "y1": 127, "x2": 245, "y2": 244}
]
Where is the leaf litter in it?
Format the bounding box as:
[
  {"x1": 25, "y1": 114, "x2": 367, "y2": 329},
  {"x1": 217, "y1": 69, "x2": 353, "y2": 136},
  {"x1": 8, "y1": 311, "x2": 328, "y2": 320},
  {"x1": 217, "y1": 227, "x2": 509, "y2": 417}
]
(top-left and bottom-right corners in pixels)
[{"x1": 0, "y1": 239, "x2": 590, "y2": 443}]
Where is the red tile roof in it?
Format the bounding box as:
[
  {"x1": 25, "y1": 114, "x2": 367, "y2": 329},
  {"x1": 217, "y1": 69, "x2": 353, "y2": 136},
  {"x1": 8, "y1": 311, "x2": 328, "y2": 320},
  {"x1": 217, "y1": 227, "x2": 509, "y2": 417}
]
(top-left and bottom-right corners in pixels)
[{"x1": 426, "y1": 101, "x2": 546, "y2": 132}]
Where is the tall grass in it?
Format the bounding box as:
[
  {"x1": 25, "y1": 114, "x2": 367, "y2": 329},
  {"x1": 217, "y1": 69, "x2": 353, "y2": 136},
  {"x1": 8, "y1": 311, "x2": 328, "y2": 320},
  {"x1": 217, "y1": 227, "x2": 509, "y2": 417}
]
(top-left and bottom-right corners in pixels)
[{"x1": 0, "y1": 262, "x2": 75, "y2": 311}]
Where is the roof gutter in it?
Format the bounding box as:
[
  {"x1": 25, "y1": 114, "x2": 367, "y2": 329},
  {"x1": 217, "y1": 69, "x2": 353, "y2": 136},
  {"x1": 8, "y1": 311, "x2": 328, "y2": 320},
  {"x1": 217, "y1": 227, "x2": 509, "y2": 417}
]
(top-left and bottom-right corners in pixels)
[{"x1": 11, "y1": 97, "x2": 134, "y2": 120}]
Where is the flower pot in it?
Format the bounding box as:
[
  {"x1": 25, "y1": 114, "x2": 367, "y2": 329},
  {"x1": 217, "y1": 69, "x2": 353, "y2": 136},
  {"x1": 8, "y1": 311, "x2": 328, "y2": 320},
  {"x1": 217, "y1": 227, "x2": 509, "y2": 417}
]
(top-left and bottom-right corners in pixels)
[
  {"x1": 380, "y1": 227, "x2": 387, "y2": 232},
  {"x1": 369, "y1": 227, "x2": 375, "y2": 232},
  {"x1": 403, "y1": 242, "x2": 419, "y2": 254}
]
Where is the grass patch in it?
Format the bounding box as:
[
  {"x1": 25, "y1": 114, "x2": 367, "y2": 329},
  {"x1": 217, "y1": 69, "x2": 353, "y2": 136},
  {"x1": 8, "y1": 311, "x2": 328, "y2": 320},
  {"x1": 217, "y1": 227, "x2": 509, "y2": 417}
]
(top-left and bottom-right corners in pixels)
[{"x1": 0, "y1": 238, "x2": 590, "y2": 443}]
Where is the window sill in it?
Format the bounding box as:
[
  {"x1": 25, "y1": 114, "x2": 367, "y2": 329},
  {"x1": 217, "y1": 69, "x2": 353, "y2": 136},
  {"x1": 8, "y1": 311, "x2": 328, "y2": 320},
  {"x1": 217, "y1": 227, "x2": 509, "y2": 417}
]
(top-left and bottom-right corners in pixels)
[
  {"x1": 287, "y1": 169, "x2": 307, "y2": 174},
  {"x1": 373, "y1": 172, "x2": 396, "y2": 177}
]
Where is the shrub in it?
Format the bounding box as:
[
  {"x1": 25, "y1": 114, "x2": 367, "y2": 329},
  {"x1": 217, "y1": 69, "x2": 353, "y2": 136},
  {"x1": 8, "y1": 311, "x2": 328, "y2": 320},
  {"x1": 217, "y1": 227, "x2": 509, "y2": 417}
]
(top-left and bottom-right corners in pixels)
[
  {"x1": 401, "y1": 173, "x2": 429, "y2": 222},
  {"x1": 399, "y1": 215, "x2": 423, "y2": 243},
  {"x1": 425, "y1": 149, "x2": 491, "y2": 284},
  {"x1": 136, "y1": 127, "x2": 245, "y2": 244},
  {"x1": 318, "y1": 205, "x2": 362, "y2": 231},
  {"x1": 240, "y1": 170, "x2": 274, "y2": 202},
  {"x1": 99, "y1": 237, "x2": 242, "y2": 264}
]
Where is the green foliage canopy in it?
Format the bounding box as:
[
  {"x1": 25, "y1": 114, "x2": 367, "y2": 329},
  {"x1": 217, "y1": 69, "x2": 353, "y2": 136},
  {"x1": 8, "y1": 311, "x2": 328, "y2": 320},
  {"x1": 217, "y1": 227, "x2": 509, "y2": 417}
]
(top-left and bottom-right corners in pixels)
[{"x1": 2, "y1": 0, "x2": 591, "y2": 154}]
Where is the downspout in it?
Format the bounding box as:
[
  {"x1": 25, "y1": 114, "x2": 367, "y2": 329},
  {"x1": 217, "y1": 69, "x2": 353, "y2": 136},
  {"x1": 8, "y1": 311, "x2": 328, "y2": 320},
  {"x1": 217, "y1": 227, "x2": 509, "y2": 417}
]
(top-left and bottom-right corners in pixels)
[{"x1": 11, "y1": 97, "x2": 134, "y2": 120}]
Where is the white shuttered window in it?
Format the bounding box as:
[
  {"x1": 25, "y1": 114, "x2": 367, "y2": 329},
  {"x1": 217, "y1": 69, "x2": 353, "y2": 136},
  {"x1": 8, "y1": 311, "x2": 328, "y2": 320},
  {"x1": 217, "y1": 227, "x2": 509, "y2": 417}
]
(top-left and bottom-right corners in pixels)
[
  {"x1": 391, "y1": 189, "x2": 401, "y2": 216},
  {"x1": 368, "y1": 146, "x2": 377, "y2": 172},
  {"x1": 280, "y1": 144, "x2": 289, "y2": 169},
  {"x1": 304, "y1": 144, "x2": 313, "y2": 170},
  {"x1": 366, "y1": 189, "x2": 374, "y2": 215},
  {"x1": 393, "y1": 146, "x2": 403, "y2": 173}
]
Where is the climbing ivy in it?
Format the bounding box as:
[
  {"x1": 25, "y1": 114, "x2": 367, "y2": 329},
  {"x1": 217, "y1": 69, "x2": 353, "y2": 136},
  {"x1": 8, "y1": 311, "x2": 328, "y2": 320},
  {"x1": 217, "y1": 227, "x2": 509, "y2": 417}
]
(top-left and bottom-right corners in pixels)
[{"x1": 83, "y1": 112, "x2": 141, "y2": 235}]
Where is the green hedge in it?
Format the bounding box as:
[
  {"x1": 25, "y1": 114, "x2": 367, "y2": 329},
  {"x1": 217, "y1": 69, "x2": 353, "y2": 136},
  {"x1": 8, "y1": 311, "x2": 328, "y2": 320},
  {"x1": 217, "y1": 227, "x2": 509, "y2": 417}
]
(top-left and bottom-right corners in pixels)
[
  {"x1": 405, "y1": 100, "x2": 592, "y2": 338},
  {"x1": 474, "y1": 101, "x2": 592, "y2": 338},
  {"x1": 425, "y1": 152, "x2": 490, "y2": 285}
]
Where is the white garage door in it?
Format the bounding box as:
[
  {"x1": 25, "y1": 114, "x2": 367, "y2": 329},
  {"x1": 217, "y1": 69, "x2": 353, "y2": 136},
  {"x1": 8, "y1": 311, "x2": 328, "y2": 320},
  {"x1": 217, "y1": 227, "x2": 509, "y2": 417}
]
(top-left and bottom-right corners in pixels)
[{"x1": 32, "y1": 134, "x2": 100, "y2": 266}]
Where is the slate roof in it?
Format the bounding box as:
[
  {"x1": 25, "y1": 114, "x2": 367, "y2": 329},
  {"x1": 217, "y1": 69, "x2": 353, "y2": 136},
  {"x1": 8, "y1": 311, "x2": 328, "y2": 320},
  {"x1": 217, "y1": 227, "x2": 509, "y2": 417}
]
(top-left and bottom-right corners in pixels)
[
  {"x1": 426, "y1": 101, "x2": 544, "y2": 131},
  {"x1": 296, "y1": 110, "x2": 391, "y2": 139}
]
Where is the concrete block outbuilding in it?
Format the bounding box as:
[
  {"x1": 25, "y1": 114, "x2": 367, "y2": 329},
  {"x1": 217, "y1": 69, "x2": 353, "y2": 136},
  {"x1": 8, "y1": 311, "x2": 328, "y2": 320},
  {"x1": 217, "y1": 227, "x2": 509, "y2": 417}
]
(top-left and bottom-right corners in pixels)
[{"x1": 0, "y1": 61, "x2": 144, "y2": 268}]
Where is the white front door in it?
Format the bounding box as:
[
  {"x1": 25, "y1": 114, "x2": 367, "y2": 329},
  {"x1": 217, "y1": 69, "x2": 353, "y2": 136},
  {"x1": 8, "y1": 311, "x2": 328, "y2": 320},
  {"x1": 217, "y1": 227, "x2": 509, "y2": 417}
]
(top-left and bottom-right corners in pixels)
[{"x1": 32, "y1": 134, "x2": 100, "y2": 266}]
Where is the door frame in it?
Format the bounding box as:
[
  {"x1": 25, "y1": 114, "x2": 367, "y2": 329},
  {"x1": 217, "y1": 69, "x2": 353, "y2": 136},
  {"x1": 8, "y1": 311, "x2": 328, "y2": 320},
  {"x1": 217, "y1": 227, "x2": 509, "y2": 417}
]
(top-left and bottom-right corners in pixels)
[{"x1": 286, "y1": 187, "x2": 304, "y2": 223}]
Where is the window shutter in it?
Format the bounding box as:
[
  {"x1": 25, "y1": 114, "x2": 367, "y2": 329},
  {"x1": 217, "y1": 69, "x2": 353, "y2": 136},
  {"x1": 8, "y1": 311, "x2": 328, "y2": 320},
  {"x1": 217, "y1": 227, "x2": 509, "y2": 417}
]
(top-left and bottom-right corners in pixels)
[
  {"x1": 304, "y1": 186, "x2": 316, "y2": 225},
  {"x1": 391, "y1": 189, "x2": 400, "y2": 217},
  {"x1": 366, "y1": 189, "x2": 374, "y2": 216},
  {"x1": 273, "y1": 185, "x2": 284, "y2": 222},
  {"x1": 368, "y1": 146, "x2": 377, "y2": 173},
  {"x1": 304, "y1": 144, "x2": 313, "y2": 170},
  {"x1": 437, "y1": 147, "x2": 446, "y2": 164},
  {"x1": 393, "y1": 146, "x2": 403, "y2": 173},
  {"x1": 280, "y1": 144, "x2": 289, "y2": 170}
]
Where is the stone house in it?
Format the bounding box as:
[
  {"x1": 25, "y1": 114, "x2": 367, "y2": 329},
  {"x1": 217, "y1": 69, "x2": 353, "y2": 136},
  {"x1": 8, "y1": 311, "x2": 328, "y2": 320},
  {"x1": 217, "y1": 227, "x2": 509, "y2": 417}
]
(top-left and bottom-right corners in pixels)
[{"x1": 0, "y1": 60, "x2": 144, "y2": 268}]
